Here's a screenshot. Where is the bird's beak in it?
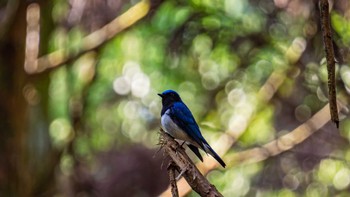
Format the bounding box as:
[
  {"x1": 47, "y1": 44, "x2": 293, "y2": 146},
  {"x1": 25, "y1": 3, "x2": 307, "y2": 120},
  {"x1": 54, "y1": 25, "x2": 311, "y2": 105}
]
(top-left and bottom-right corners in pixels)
[{"x1": 157, "y1": 93, "x2": 163, "y2": 98}]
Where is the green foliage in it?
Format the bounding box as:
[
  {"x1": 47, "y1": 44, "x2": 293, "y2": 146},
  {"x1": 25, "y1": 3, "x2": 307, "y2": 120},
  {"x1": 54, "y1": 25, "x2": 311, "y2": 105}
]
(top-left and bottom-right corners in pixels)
[
  {"x1": 42, "y1": 0, "x2": 350, "y2": 196},
  {"x1": 241, "y1": 105, "x2": 275, "y2": 145},
  {"x1": 332, "y1": 12, "x2": 350, "y2": 44}
]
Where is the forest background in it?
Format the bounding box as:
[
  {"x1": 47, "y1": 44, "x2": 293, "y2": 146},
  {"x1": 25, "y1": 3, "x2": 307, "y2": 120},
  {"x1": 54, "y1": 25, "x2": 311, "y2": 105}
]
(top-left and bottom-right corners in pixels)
[{"x1": 1, "y1": 0, "x2": 350, "y2": 196}]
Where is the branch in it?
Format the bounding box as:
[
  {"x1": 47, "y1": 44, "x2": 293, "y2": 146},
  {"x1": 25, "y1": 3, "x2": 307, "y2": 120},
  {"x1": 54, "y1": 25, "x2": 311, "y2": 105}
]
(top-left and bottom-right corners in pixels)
[
  {"x1": 26, "y1": 0, "x2": 150, "y2": 74},
  {"x1": 226, "y1": 101, "x2": 346, "y2": 166},
  {"x1": 159, "y1": 129, "x2": 223, "y2": 197},
  {"x1": 167, "y1": 162, "x2": 179, "y2": 197},
  {"x1": 320, "y1": 0, "x2": 339, "y2": 127}
]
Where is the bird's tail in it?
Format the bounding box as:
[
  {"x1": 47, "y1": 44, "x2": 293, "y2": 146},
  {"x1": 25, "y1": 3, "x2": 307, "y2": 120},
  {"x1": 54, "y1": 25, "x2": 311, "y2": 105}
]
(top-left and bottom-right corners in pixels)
[
  {"x1": 188, "y1": 144, "x2": 203, "y2": 162},
  {"x1": 203, "y1": 142, "x2": 226, "y2": 168}
]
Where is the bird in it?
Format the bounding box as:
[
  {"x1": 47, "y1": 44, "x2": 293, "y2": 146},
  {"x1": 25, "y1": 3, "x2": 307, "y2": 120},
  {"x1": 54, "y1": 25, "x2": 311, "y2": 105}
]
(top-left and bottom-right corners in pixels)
[{"x1": 158, "y1": 90, "x2": 226, "y2": 168}]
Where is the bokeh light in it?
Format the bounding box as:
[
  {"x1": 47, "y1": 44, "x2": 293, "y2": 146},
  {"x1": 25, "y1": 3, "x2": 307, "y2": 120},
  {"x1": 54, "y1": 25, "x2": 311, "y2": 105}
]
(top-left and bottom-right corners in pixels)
[{"x1": 4, "y1": 0, "x2": 350, "y2": 196}]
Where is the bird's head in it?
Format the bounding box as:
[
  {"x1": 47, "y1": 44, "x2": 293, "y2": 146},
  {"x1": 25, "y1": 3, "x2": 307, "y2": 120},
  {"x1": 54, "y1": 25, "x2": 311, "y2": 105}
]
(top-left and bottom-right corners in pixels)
[{"x1": 158, "y1": 90, "x2": 182, "y2": 105}]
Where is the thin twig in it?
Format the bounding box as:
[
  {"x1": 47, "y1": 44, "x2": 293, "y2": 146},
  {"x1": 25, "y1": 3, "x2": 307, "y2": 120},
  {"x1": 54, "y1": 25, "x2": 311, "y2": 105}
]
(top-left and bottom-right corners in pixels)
[
  {"x1": 167, "y1": 162, "x2": 179, "y2": 197},
  {"x1": 320, "y1": 0, "x2": 339, "y2": 127},
  {"x1": 160, "y1": 129, "x2": 223, "y2": 197}
]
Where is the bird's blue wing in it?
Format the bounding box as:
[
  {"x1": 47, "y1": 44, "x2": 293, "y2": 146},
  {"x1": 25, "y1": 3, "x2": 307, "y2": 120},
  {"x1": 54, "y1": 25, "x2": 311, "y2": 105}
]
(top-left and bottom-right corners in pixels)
[
  {"x1": 170, "y1": 102, "x2": 226, "y2": 168},
  {"x1": 169, "y1": 102, "x2": 206, "y2": 150}
]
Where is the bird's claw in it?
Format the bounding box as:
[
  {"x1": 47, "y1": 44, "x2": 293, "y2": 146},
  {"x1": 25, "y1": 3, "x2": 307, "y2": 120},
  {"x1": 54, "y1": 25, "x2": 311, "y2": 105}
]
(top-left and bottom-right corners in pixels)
[
  {"x1": 180, "y1": 141, "x2": 186, "y2": 147},
  {"x1": 176, "y1": 168, "x2": 186, "y2": 181}
]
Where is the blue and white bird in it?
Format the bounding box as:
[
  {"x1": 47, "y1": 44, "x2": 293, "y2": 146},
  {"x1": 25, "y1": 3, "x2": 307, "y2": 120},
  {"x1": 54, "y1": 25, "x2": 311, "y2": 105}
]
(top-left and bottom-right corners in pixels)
[{"x1": 158, "y1": 90, "x2": 226, "y2": 168}]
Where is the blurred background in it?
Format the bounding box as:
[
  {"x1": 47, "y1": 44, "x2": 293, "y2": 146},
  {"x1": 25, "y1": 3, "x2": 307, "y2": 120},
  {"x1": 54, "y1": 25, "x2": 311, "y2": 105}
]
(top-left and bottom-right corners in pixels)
[{"x1": 1, "y1": 0, "x2": 350, "y2": 196}]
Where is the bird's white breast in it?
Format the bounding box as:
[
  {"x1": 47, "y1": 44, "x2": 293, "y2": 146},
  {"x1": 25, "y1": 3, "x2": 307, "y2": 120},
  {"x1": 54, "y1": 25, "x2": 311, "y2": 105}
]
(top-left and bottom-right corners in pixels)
[{"x1": 161, "y1": 109, "x2": 191, "y2": 142}]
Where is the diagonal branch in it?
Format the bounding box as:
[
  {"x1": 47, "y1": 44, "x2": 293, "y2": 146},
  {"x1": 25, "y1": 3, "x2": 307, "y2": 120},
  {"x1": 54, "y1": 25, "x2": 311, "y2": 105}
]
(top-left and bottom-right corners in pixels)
[
  {"x1": 319, "y1": 0, "x2": 339, "y2": 127},
  {"x1": 226, "y1": 101, "x2": 346, "y2": 166},
  {"x1": 159, "y1": 129, "x2": 223, "y2": 197},
  {"x1": 26, "y1": 0, "x2": 150, "y2": 74}
]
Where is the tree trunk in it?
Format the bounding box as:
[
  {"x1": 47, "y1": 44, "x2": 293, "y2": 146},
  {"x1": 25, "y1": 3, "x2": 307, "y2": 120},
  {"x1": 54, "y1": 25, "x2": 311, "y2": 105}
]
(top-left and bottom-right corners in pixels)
[{"x1": 0, "y1": 1, "x2": 56, "y2": 196}]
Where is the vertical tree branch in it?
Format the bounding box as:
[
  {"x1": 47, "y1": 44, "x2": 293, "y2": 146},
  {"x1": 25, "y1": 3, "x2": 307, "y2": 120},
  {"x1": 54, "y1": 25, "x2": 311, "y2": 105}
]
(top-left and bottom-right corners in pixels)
[
  {"x1": 319, "y1": 0, "x2": 339, "y2": 127},
  {"x1": 167, "y1": 162, "x2": 179, "y2": 197},
  {"x1": 159, "y1": 129, "x2": 223, "y2": 197}
]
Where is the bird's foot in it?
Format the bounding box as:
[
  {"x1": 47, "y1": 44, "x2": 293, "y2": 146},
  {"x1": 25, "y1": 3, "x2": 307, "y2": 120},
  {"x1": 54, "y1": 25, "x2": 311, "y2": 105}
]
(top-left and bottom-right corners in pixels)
[
  {"x1": 180, "y1": 141, "x2": 186, "y2": 147},
  {"x1": 174, "y1": 141, "x2": 185, "y2": 153},
  {"x1": 192, "y1": 172, "x2": 197, "y2": 181},
  {"x1": 176, "y1": 163, "x2": 194, "y2": 181},
  {"x1": 176, "y1": 168, "x2": 186, "y2": 181}
]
